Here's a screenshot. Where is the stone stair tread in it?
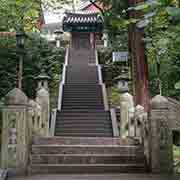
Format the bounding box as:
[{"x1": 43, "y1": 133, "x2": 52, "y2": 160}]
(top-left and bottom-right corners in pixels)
[
  {"x1": 31, "y1": 154, "x2": 142, "y2": 157},
  {"x1": 55, "y1": 124, "x2": 111, "y2": 127},
  {"x1": 32, "y1": 137, "x2": 139, "y2": 145},
  {"x1": 54, "y1": 134, "x2": 113, "y2": 137},
  {"x1": 32, "y1": 144, "x2": 141, "y2": 148},
  {"x1": 58, "y1": 110, "x2": 109, "y2": 112},
  {"x1": 30, "y1": 163, "x2": 145, "y2": 167},
  {"x1": 55, "y1": 130, "x2": 114, "y2": 134}
]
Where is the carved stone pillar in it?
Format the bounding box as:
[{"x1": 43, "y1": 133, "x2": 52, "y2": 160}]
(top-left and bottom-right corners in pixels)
[
  {"x1": 1, "y1": 88, "x2": 29, "y2": 174},
  {"x1": 150, "y1": 95, "x2": 173, "y2": 173}
]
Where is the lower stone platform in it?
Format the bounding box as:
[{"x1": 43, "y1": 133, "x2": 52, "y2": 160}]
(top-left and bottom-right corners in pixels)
[{"x1": 8, "y1": 174, "x2": 180, "y2": 180}]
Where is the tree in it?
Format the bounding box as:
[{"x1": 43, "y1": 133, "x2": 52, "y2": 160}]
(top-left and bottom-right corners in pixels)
[
  {"x1": 92, "y1": 0, "x2": 180, "y2": 102},
  {"x1": 134, "y1": 0, "x2": 180, "y2": 99},
  {"x1": 0, "y1": 0, "x2": 42, "y2": 32}
]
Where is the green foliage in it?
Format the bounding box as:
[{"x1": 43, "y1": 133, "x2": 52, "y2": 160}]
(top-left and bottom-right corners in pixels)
[
  {"x1": 137, "y1": 0, "x2": 180, "y2": 99},
  {"x1": 97, "y1": 0, "x2": 129, "y2": 49},
  {"x1": 0, "y1": 33, "x2": 65, "y2": 99},
  {"x1": 0, "y1": 0, "x2": 41, "y2": 31},
  {"x1": 98, "y1": 0, "x2": 180, "y2": 100},
  {"x1": 107, "y1": 87, "x2": 120, "y2": 107},
  {"x1": 174, "y1": 145, "x2": 180, "y2": 157}
]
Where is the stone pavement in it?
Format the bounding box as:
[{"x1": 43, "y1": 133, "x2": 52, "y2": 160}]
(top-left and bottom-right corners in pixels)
[{"x1": 8, "y1": 174, "x2": 180, "y2": 180}]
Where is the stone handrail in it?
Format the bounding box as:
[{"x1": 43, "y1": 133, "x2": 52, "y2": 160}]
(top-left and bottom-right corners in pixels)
[
  {"x1": 110, "y1": 108, "x2": 119, "y2": 137},
  {"x1": 102, "y1": 83, "x2": 109, "y2": 111},
  {"x1": 97, "y1": 65, "x2": 103, "y2": 84},
  {"x1": 58, "y1": 47, "x2": 69, "y2": 110},
  {"x1": 95, "y1": 49, "x2": 98, "y2": 65},
  {"x1": 65, "y1": 46, "x2": 69, "y2": 66},
  {"x1": 50, "y1": 108, "x2": 57, "y2": 136},
  {"x1": 95, "y1": 50, "x2": 109, "y2": 111}
]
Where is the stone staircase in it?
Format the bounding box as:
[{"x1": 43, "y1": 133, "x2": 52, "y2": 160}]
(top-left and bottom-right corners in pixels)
[
  {"x1": 28, "y1": 44, "x2": 148, "y2": 174},
  {"x1": 55, "y1": 110, "x2": 112, "y2": 137},
  {"x1": 29, "y1": 137, "x2": 147, "y2": 174},
  {"x1": 54, "y1": 48, "x2": 113, "y2": 137}
]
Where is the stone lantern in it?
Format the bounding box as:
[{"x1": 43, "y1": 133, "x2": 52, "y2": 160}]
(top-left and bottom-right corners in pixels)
[
  {"x1": 113, "y1": 74, "x2": 130, "y2": 93},
  {"x1": 35, "y1": 70, "x2": 50, "y2": 91},
  {"x1": 54, "y1": 29, "x2": 63, "y2": 48}
]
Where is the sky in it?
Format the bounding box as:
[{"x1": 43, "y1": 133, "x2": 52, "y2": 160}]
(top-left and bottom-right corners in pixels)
[{"x1": 43, "y1": 0, "x2": 87, "y2": 24}]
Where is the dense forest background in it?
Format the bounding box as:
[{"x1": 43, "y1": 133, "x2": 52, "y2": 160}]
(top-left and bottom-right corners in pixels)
[{"x1": 0, "y1": 0, "x2": 180, "y2": 102}]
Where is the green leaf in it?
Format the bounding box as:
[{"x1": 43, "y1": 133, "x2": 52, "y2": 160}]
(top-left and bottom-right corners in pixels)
[
  {"x1": 175, "y1": 81, "x2": 180, "y2": 90},
  {"x1": 166, "y1": 7, "x2": 180, "y2": 21}
]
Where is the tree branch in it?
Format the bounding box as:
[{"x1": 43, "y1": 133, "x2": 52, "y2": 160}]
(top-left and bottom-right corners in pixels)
[{"x1": 89, "y1": 0, "x2": 104, "y2": 16}]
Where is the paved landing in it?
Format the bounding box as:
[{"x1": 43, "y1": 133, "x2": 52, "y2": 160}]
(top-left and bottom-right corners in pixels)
[{"x1": 8, "y1": 174, "x2": 180, "y2": 180}]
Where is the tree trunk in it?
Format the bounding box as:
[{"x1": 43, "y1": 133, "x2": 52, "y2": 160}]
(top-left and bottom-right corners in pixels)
[{"x1": 128, "y1": 0, "x2": 150, "y2": 111}]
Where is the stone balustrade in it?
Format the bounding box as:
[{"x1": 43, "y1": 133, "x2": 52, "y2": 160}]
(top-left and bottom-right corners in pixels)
[{"x1": 1, "y1": 86, "x2": 50, "y2": 175}]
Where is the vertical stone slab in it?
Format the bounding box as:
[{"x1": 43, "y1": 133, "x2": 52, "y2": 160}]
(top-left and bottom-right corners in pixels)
[
  {"x1": 28, "y1": 100, "x2": 42, "y2": 137},
  {"x1": 36, "y1": 88, "x2": 50, "y2": 136},
  {"x1": 119, "y1": 92, "x2": 134, "y2": 138},
  {"x1": 1, "y1": 88, "x2": 29, "y2": 174},
  {"x1": 150, "y1": 95, "x2": 173, "y2": 173}
]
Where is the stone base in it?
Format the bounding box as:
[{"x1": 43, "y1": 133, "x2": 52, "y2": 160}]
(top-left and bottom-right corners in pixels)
[{"x1": 0, "y1": 169, "x2": 8, "y2": 180}]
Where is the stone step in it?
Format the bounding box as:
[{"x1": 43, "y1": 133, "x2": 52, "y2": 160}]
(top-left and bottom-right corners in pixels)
[
  {"x1": 63, "y1": 92, "x2": 102, "y2": 95},
  {"x1": 31, "y1": 154, "x2": 146, "y2": 164},
  {"x1": 56, "y1": 114, "x2": 109, "y2": 118},
  {"x1": 58, "y1": 109, "x2": 109, "y2": 113},
  {"x1": 31, "y1": 145, "x2": 143, "y2": 155},
  {"x1": 55, "y1": 133, "x2": 113, "y2": 137},
  {"x1": 62, "y1": 95, "x2": 103, "y2": 99},
  {"x1": 62, "y1": 101, "x2": 104, "y2": 104},
  {"x1": 66, "y1": 66, "x2": 98, "y2": 70},
  {"x1": 32, "y1": 137, "x2": 139, "y2": 146},
  {"x1": 63, "y1": 83, "x2": 100, "y2": 86},
  {"x1": 63, "y1": 84, "x2": 102, "y2": 88},
  {"x1": 62, "y1": 104, "x2": 104, "y2": 107},
  {"x1": 63, "y1": 89, "x2": 102, "y2": 92},
  {"x1": 55, "y1": 122, "x2": 111, "y2": 127},
  {"x1": 57, "y1": 116, "x2": 111, "y2": 120},
  {"x1": 65, "y1": 81, "x2": 99, "y2": 84},
  {"x1": 56, "y1": 118, "x2": 111, "y2": 123},
  {"x1": 65, "y1": 79, "x2": 99, "y2": 82},
  {"x1": 61, "y1": 106, "x2": 104, "y2": 109},
  {"x1": 55, "y1": 129, "x2": 112, "y2": 135},
  {"x1": 29, "y1": 164, "x2": 147, "y2": 174},
  {"x1": 61, "y1": 104, "x2": 104, "y2": 107}
]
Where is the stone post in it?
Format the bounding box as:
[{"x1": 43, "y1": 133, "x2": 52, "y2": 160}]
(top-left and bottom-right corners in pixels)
[
  {"x1": 35, "y1": 71, "x2": 50, "y2": 136},
  {"x1": 150, "y1": 95, "x2": 173, "y2": 173},
  {"x1": 119, "y1": 92, "x2": 135, "y2": 138},
  {"x1": 134, "y1": 105, "x2": 145, "y2": 140},
  {"x1": 36, "y1": 88, "x2": 50, "y2": 136},
  {"x1": 28, "y1": 100, "x2": 42, "y2": 137},
  {"x1": 1, "y1": 88, "x2": 29, "y2": 174},
  {"x1": 135, "y1": 105, "x2": 150, "y2": 165}
]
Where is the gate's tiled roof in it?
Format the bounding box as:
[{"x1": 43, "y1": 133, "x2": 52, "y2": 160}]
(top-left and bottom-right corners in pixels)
[{"x1": 63, "y1": 11, "x2": 103, "y2": 25}]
